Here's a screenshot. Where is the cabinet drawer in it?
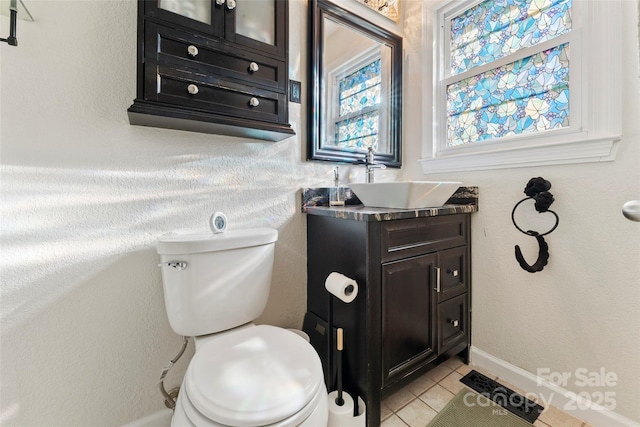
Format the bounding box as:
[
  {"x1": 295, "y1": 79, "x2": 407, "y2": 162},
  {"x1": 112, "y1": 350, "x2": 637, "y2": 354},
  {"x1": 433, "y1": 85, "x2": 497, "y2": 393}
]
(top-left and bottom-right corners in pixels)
[
  {"x1": 435, "y1": 246, "x2": 469, "y2": 303},
  {"x1": 144, "y1": 63, "x2": 288, "y2": 124},
  {"x1": 381, "y1": 215, "x2": 469, "y2": 262},
  {"x1": 436, "y1": 293, "x2": 468, "y2": 354},
  {"x1": 146, "y1": 23, "x2": 286, "y2": 92}
]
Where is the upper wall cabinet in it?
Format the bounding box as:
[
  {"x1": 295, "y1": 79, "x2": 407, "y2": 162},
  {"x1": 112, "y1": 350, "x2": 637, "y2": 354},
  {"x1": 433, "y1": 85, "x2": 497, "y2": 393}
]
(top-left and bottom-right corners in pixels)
[{"x1": 128, "y1": 0, "x2": 294, "y2": 142}]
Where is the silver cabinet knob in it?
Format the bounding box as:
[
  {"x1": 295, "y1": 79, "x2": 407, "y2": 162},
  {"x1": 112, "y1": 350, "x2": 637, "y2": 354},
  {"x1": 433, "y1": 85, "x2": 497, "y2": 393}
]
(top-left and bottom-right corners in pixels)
[
  {"x1": 226, "y1": 0, "x2": 236, "y2": 9},
  {"x1": 449, "y1": 269, "x2": 459, "y2": 277},
  {"x1": 187, "y1": 45, "x2": 199, "y2": 58},
  {"x1": 450, "y1": 319, "x2": 459, "y2": 327},
  {"x1": 248, "y1": 62, "x2": 259, "y2": 73},
  {"x1": 187, "y1": 84, "x2": 199, "y2": 95},
  {"x1": 215, "y1": 0, "x2": 225, "y2": 5},
  {"x1": 249, "y1": 97, "x2": 259, "y2": 107}
]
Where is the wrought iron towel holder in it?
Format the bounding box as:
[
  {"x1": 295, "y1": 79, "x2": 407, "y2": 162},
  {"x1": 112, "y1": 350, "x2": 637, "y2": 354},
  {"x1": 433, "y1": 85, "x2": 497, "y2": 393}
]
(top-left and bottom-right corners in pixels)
[{"x1": 511, "y1": 177, "x2": 559, "y2": 273}]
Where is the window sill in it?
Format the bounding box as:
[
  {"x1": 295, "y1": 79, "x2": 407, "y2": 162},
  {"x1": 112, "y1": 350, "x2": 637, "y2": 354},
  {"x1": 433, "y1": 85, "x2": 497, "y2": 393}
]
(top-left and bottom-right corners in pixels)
[{"x1": 419, "y1": 136, "x2": 621, "y2": 174}]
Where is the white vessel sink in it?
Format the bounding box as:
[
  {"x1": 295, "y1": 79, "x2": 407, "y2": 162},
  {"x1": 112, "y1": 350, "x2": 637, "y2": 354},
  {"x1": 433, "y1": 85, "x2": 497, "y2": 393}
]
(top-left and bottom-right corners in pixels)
[{"x1": 349, "y1": 181, "x2": 462, "y2": 209}]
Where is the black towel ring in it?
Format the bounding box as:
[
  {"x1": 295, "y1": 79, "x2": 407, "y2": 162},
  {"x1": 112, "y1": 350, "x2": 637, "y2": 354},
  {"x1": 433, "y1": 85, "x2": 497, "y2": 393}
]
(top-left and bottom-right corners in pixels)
[
  {"x1": 511, "y1": 178, "x2": 559, "y2": 273},
  {"x1": 511, "y1": 198, "x2": 559, "y2": 237}
]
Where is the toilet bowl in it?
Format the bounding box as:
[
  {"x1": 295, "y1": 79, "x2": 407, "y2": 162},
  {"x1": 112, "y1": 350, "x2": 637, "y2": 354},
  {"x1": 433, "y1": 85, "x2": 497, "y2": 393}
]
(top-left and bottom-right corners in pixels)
[
  {"x1": 157, "y1": 228, "x2": 328, "y2": 427},
  {"x1": 171, "y1": 325, "x2": 327, "y2": 427}
]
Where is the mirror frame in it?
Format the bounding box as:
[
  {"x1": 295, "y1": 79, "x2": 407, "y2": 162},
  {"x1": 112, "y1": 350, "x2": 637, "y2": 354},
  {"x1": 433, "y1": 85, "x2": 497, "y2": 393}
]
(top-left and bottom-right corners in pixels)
[{"x1": 307, "y1": 0, "x2": 403, "y2": 167}]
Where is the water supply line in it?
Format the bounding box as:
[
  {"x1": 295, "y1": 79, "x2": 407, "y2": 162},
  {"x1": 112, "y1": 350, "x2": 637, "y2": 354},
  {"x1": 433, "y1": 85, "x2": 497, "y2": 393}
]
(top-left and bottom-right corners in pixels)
[{"x1": 158, "y1": 336, "x2": 189, "y2": 410}]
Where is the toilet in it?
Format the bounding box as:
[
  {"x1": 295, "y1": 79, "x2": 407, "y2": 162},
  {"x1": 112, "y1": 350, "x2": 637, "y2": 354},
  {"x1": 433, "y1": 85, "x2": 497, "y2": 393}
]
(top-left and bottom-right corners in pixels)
[{"x1": 157, "y1": 228, "x2": 328, "y2": 427}]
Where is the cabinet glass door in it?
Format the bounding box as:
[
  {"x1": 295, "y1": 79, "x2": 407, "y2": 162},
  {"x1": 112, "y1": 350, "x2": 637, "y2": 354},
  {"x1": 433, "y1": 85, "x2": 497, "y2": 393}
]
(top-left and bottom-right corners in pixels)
[
  {"x1": 234, "y1": 0, "x2": 275, "y2": 45},
  {"x1": 159, "y1": 0, "x2": 212, "y2": 24},
  {"x1": 225, "y1": 0, "x2": 285, "y2": 57}
]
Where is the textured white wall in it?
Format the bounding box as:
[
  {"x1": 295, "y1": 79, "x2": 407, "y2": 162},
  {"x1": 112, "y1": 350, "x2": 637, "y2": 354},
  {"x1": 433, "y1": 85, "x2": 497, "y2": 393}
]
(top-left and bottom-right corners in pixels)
[
  {"x1": 403, "y1": 0, "x2": 640, "y2": 422},
  {"x1": 0, "y1": 1, "x2": 399, "y2": 425},
  {"x1": 2, "y1": 0, "x2": 638, "y2": 426}
]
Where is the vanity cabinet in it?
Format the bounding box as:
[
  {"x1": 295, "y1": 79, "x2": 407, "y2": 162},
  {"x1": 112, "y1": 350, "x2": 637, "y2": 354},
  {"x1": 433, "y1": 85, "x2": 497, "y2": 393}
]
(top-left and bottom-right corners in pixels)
[
  {"x1": 128, "y1": 0, "x2": 294, "y2": 141},
  {"x1": 304, "y1": 211, "x2": 471, "y2": 427}
]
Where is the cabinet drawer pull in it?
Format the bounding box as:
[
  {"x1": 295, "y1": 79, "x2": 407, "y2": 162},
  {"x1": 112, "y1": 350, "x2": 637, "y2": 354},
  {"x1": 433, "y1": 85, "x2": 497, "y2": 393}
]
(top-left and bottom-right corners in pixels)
[
  {"x1": 187, "y1": 45, "x2": 199, "y2": 58},
  {"x1": 248, "y1": 62, "x2": 259, "y2": 73},
  {"x1": 448, "y1": 269, "x2": 459, "y2": 277},
  {"x1": 450, "y1": 319, "x2": 459, "y2": 327},
  {"x1": 434, "y1": 267, "x2": 441, "y2": 292},
  {"x1": 226, "y1": 0, "x2": 236, "y2": 9},
  {"x1": 249, "y1": 97, "x2": 260, "y2": 107},
  {"x1": 187, "y1": 84, "x2": 199, "y2": 95}
]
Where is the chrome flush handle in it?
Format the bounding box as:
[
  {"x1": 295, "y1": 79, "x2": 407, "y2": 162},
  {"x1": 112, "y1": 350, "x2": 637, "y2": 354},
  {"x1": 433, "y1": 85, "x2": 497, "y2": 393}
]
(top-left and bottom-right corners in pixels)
[{"x1": 158, "y1": 261, "x2": 188, "y2": 271}]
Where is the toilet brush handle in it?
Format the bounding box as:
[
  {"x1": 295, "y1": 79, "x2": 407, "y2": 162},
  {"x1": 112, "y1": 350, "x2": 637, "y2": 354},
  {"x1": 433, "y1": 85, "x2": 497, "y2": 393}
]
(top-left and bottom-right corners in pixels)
[{"x1": 336, "y1": 328, "x2": 344, "y2": 406}]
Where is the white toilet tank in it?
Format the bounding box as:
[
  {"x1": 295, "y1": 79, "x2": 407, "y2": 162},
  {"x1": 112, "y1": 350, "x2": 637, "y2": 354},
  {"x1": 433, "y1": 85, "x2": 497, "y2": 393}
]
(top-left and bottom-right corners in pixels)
[{"x1": 157, "y1": 228, "x2": 278, "y2": 337}]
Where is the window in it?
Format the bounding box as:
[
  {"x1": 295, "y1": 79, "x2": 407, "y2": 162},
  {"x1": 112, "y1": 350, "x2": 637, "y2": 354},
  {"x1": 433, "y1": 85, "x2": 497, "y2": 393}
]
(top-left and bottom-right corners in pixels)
[
  {"x1": 423, "y1": 0, "x2": 621, "y2": 173},
  {"x1": 325, "y1": 47, "x2": 390, "y2": 153},
  {"x1": 334, "y1": 57, "x2": 382, "y2": 150}
]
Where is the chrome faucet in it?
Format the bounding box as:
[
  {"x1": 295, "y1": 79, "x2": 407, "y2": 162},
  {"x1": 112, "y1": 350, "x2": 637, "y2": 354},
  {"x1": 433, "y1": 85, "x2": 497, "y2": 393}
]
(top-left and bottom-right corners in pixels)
[{"x1": 363, "y1": 147, "x2": 386, "y2": 183}]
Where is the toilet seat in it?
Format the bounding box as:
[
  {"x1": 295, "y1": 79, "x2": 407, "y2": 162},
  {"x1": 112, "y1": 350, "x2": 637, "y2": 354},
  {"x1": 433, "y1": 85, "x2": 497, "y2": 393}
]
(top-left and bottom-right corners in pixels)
[{"x1": 181, "y1": 325, "x2": 325, "y2": 426}]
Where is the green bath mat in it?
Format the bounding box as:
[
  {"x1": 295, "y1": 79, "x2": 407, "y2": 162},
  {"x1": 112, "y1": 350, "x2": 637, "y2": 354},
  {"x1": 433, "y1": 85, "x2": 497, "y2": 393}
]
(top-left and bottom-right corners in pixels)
[{"x1": 426, "y1": 390, "x2": 535, "y2": 427}]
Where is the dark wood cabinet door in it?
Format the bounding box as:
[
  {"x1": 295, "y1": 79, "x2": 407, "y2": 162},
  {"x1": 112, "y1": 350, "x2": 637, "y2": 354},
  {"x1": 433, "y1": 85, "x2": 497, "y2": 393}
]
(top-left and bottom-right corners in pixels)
[
  {"x1": 144, "y1": 0, "x2": 286, "y2": 59},
  {"x1": 143, "y1": 0, "x2": 225, "y2": 39},
  {"x1": 223, "y1": 0, "x2": 287, "y2": 58},
  {"x1": 382, "y1": 254, "x2": 436, "y2": 387}
]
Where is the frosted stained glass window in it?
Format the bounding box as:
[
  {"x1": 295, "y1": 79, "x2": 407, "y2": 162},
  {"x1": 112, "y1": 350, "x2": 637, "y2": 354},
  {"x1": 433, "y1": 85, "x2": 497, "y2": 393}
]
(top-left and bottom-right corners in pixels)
[
  {"x1": 336, "y1": 111, "x2": 379, "y2": 150},
  {"x1": 447, "y1": 43, "x2": 569, "y2": 145},
  {"x1": 450, "y1": 0, "x2": 572, "y2": 75},
  {"x1": 443, "y1": 0, "x2": 572, "y2": 148},
  {"x1": 335, "y1": 59, "x2": 382, "y2": 149}
]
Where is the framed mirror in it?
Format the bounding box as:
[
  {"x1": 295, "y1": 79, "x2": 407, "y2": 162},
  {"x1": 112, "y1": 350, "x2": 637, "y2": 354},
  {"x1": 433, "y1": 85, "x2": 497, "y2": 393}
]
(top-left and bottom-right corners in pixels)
[{"x1": 308, "y1": 0, "x2": 402, "y2": 167}]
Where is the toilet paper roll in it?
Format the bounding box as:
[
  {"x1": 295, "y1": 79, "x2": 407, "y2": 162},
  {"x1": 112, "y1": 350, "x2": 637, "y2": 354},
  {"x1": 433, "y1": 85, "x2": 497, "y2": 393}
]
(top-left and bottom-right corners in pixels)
[
  {"x1": 325, "y1": 272, "x2": 358, "y2": 303},
  {"x1": 327, "y1": 391, "x2": 366, "y2": 427}
]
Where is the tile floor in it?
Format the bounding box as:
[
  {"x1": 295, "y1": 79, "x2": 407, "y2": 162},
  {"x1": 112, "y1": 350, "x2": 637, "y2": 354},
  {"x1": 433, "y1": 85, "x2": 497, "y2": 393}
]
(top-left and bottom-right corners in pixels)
[{"x1": 380, "y1": 357, "x2": 593, "y2": 427}]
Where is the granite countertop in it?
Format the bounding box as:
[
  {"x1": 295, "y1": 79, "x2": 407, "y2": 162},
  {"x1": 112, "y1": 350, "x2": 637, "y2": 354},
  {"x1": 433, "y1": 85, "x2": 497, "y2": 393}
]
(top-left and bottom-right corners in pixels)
[{"x1": 301, "y1": 186, "x2": 478, "y2": 222}]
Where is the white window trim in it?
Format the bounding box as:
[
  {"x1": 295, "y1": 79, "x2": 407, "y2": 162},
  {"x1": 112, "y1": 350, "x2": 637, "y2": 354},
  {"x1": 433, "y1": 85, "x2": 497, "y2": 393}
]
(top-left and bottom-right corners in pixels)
[{"x1": 420, "y1": 0, "x2": 622, "y2": 174}]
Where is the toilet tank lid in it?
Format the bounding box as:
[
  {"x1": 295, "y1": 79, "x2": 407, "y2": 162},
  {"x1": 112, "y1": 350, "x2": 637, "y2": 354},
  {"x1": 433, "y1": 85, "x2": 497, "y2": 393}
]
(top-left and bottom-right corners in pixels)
[{"x1": 157, "y1": 228, "x2": 278, "y2": 255}]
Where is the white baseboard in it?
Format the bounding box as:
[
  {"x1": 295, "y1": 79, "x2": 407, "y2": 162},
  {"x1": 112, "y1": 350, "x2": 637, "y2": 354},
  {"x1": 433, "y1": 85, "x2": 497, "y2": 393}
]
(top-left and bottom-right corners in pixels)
[
  {"x1": 121, "y1": 409, "x2": 172, "y2": 427},
  {"x1": 469, "y1": 346, "x2": 640, "y2": 427}
]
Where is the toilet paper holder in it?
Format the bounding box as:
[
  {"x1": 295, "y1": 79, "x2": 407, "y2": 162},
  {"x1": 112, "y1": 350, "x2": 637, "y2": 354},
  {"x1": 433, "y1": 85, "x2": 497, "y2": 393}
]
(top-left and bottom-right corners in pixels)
[
  {"x1": 324, "y1": 272, "x2": 366, "y2": 425},
  {"x1": 325, "y1": 272, "x2": 358, "y2": 303}
]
